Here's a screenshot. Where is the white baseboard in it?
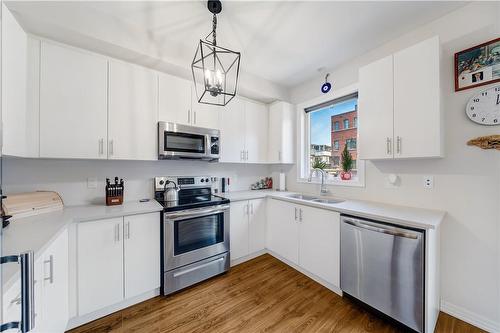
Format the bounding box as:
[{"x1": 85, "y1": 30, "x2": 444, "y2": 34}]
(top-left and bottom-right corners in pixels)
[
  {"x1": 230, "y1": 249, "x2": 267, "y2": 267},
  {"x1": 440, "y1": 300, "x2": 500, "y2": 333},
  {"x1": 66, "y1": 288, "x2": 160, "y2": 330}
]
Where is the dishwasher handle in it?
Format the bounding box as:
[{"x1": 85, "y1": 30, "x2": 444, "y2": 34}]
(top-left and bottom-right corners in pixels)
[{"x1": 342, "y1": 217, "x2": 421, "y2": 240}]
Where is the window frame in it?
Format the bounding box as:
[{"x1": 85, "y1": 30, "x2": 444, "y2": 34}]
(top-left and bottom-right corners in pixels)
[{"x1": 296, "y1": 83, "x2": 365, "y2": 187}]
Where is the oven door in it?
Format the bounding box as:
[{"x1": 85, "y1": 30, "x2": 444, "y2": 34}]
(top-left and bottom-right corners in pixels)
[{"x1": 164, "y1": 205, "x2": 230, "y2": 271}]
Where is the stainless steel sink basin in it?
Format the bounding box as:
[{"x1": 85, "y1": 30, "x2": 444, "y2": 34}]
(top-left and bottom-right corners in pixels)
[
  {"x1": 311, "y1": 198, "x2": 344, "y2": 204},
  {"x1": 286, "y1": 194, "x2": 344, "y2": 204},
  {"x1": 287, "y1": 194, "x2": 318, "y2": 201}
]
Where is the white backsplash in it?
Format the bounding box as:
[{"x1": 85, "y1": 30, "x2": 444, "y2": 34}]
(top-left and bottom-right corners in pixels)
[{"x1": 3, "y1": 157, "x2": 271, "y2": 206}]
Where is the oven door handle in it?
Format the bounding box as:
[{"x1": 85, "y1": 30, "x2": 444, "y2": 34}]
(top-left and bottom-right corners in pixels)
[{"x1": 165, "y1": 205, "x2": 229, "y2": 220}]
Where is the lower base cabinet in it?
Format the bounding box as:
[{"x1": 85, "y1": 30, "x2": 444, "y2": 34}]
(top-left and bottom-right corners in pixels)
[
  {"x1": 266, "y1": 198, "x2": 340, "y2": 287},
  {"x1": 230, "y1": 199, "x2": 266, "y2": 261},
  {"x1": 77, "y1": 212, "x2": 160, "y2": 316}
]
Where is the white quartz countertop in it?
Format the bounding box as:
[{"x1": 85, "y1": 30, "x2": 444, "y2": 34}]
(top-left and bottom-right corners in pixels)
[
  {"x1": 219, "y1": 190, "x2": 445, "y2": 230},
  {"x1": 2, "y1": 200, "x2": 163, "y2": 290}
]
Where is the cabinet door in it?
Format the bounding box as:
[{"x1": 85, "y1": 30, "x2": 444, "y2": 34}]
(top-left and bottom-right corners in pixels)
[
  {"x1": 40, "y1": 42, "x2": 108, "y2": 159},
  {"x1": 266, "y1": 199, "x2": 299, "y2": 264},
  {"x1": 158, "y1": 73, "x2": 192, "y2": 125},
  {"x1": 36, "y1": 229, "x2": 69, "y2": 332},
  {"x1": 268, "y1": 102, "x2": 294, "y2": 163},
  {"x1": 230, "y1": 201, "x2": 249, "y2": 260},
  {"x1": 358, "y1": 55, "x2": 394, "y2": 160},
  {"x1": 299, "y1": 206, "x2": 340, "y2": 287},
  {"x1": 248, "y1": 198, "x2": 266, "y2": 254},
  {"x1": 394, "y1": 36, "x2": 441, "y2": 158},
  {"x1": 219, "y1": 97, "x2": 246, "y2": 163},
  {"x1": 124, "y1": 213, "x2": 161, "y2": 298},
  {"x1": 192, "y1": 96, "x2": 221, "y2": 129},
  {"x1": 108, "y1": 61, "x2": 158, "y2": 160},
  {"x1": 245, "y1": 100, "x2": 268, "y2": 163},
  {"x1": 77, "y1": 217, "x2": 123, "y2": 316}
]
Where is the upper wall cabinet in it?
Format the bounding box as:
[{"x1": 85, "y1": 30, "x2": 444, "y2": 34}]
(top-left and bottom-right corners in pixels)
[
  {"x1": 158, "y1": 73, "x2": 192, "y2": 125},
  {"x1": 1, "y1": 5, "x2": 39, "y2": 158},
  {"x1": 358, "y1": 36, "x2": 442, "y2": 160},
  {"x1": 219, "y1": 97, "x2": 268, "y2": 163},
  {"x1": 40, "y1": 42, "x2": 108, "y2": 159},
  {"x1": 158, "y1": 73, "x2": 220, "y2": 129},
  {"x1": 268, "y1": 101, "x2": 295, "y2": 164},
  {"x1": 108, "y1": 61, "x2": 158, "y2": 160}
]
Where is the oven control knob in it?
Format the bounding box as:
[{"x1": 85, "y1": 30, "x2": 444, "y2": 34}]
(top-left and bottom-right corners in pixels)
[
  {"x1": 201, "y1": 179, "x2": 205, "y2": 182},
  {"x1": 159, "y1": 180, "x2": 164, "y2": 185},
  {"x1": 206, "y1": 178, "x2": 210, "y2": 183}
]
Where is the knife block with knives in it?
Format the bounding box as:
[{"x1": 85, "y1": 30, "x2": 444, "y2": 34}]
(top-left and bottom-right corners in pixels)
[{"x1": 106, "y1": 177, "x2": 124, "y2": 206}]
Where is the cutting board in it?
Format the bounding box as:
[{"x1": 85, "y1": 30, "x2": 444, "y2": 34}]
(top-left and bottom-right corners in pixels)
[{"x1": 2, "y1": 191, "x2": 64, "y2": 219}]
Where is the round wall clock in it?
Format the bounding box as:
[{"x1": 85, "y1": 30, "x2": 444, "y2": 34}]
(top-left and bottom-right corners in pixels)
[{"x1": 465, "y1": 85, "x2": 500, "y2": 125}]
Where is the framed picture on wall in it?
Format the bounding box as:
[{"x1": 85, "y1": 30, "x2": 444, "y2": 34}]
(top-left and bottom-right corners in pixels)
[{"x1": 455, "y1": 37, "x2": 500, "y2": 91}]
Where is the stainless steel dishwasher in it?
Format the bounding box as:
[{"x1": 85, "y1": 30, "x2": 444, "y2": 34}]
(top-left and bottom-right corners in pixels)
[{"x1": 340, "y1": 215, "x2": 425, "y2": 333}]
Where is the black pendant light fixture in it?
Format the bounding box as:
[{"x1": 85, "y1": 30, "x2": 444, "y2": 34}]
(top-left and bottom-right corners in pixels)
[{"x1": 191, "y1": 0, "x2": 241, "y2": 106}]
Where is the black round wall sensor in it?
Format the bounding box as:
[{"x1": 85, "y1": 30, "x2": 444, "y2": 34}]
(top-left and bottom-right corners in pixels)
[{"x1": 208, "y1": 0, "x2": 222, "y2": 14}]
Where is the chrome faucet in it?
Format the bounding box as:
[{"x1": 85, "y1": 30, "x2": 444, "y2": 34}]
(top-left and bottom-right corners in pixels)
[{"x1": 308, "y1": 168, "x2": 328, "y2": 195}]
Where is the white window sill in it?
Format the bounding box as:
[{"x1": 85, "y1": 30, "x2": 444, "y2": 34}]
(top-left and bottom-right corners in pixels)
[{"x1": 297, "y1": 178, "x2": 365, "y2": 188}]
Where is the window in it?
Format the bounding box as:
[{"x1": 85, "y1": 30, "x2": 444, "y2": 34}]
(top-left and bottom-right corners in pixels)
[
  {"x1": 334, "y1": 140, "x2": 339, "y2": 150},
  {"x1": 302, "y1": 90, "x2": 362, "y2": 184}
]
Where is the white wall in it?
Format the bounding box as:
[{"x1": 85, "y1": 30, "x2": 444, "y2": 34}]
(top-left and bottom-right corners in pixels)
[
  {"x1": 286, "y1": 2, "x2": 500, "y2": 331},
  {"x1": 3, "y1": 158, "x2": 270, "y2": 206}
]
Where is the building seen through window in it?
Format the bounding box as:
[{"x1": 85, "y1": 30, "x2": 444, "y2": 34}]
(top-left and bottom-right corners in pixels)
[{"x1": 309, "y1": 95, "x2": 358, "y2": 178}]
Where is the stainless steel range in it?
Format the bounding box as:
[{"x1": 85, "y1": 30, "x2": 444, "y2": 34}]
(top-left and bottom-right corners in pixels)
[{"x1": 155, "y1": 176, "x2": 230, "y2": 295}]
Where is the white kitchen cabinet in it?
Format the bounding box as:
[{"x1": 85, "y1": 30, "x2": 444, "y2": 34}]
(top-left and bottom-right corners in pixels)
[
  {"x1": 358, "y1": 55, "x2": 394, "y2": 160},
  {"x1": 248, "y1": 198, "x2": 266, "y2": 253},
  {"x1": 230, "y1": 201, "x2": 250, "y2": 260},
  {"x1": 266, "y1": 198, "x2": 299, "y2": 265},
  {"x1": 219, "y1": 97, "x2": 246, "y2": 163},
  {"x1": 191, "y1": 95, "x2": 221, "y2": 129},
  {"x1": 34, "y1": 229, "x2": 69, "y2": 332},
  {"x1": 40, "y1": 41, "x2": 108, "y2": 159},
  {"x1": 77, "y1": 217, "x2": 124, "y2": 316},
  {"x1": 1, "y1": 7, "x2": 39, "y2": 158},
  {"x1": 124, "y1": 212, "x2": 161, "y2": 298},
  {"x1": 158, "y1": 73, "x2": 192, "y2": 125},
  {"x1": 298, "y1": 206, "x2": 340, "y2": 286},
  {"x1": 268, "y1": 101, "x2": 295, "y2": 163},
  {"x1": 393, "y1": 36, "x2": 441, "y2": 158},
  {"x1": 230, "y1": 199, "x2": 267, "y2": 261},
  {"x1": 245, "y1": 101, "x2": 268, "y2": 163},
  {"x1": 108, "y1": 61, "x2": 158, "y2": 160},
  {"x1": 358, "y1": 36, "x2": 442, "y2": 160}
]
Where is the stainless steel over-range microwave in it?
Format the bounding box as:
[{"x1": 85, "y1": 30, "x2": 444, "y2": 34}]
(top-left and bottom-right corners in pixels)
[{"x1": 158, "y1": 122, "x2": 220, "y2": 161}]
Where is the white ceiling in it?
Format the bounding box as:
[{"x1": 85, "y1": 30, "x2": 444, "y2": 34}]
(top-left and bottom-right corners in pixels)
[{"x1": 7, "y1": 1, "x2": 467, "y2": 88}]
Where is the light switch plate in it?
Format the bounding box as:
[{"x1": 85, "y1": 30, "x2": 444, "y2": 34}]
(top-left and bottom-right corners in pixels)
[
  {"x1": 87, "y1": 177, "x2": 98, "y2": 189},
  {"x1": 423, "y1": 176, "x2": 434, "y2": 189}
]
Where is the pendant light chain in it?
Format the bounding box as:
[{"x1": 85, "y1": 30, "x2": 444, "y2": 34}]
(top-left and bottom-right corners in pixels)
[{"x1": 212, "y1": 14, "x2": 217, "y2": 46}]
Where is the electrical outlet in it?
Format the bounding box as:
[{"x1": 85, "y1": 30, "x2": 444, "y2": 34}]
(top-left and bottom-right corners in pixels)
[
  {"x1": 423, "y1": 176, "x2": 434, "y2": 189},
  {"x1": 87, "y1": 177, "x2": 98, "y2": 189}
]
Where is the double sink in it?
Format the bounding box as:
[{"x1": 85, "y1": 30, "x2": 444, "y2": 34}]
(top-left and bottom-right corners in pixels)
[{"x1": 285, "y1": 193, "x2": 344, "y2": 205}]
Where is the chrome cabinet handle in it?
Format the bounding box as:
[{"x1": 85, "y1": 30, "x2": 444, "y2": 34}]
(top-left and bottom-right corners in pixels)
[
  {"x1": 187, "y1": 109, "x2": 191, "y2": 123},
  {"x1": 43, "y1": 255, "x2": 54, "y2": 284},
  {"x1": 240, "y1": 150, "x2": 244, "y2": 161},
  {"x1": 245, "y1": 150, "x2": 249, "y2": 161},
  {"x1": 278, "y1": 151, "x2": 282, "y2": 162},
  {"x1": 10, "y1": 295, "x2": 21, "y2": 305},
  {"x1": 396, "y1": 136, "x2": 401, "y2": 154},
  {"x1": 114, "y1": 224, "x2": 120, "y2": 242},
  {"x1": 294, "y1": 207, "x2": 298, "y2": 221},
  {"x1": 250, "y1": 203, "x2": 254, "y2": 215},
  {"x1": 99, "y1": 138, "x2": 104, "y2": 155},
  {"x1": 109, "y1": 139, "x2": 114, "y2": 156},
  {"x1": 194, "y1": 111, "x2": 197, "y2": 124},
  {"x1": 125, "y1": 222, "x2": 130, "y2": 240},
  {"x1": 299, "y1": 209, "x2": 303, "y2": 222},
  {"x1": 386, "y1": 137, "x2": 391, "y2": 155}
]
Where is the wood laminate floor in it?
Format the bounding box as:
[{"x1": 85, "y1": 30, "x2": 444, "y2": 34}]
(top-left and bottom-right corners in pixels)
[{"x1": 68, "y1": 254, "x2": 485, "y2": 333}]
